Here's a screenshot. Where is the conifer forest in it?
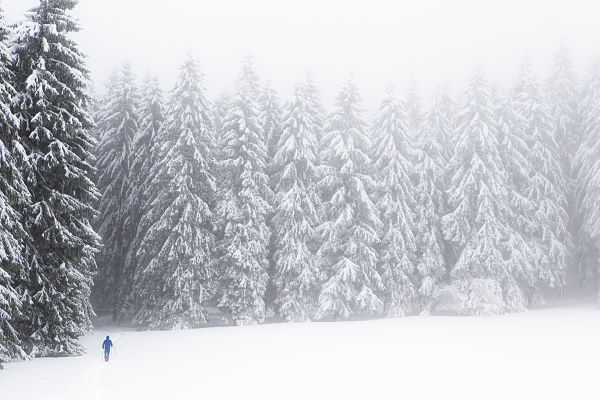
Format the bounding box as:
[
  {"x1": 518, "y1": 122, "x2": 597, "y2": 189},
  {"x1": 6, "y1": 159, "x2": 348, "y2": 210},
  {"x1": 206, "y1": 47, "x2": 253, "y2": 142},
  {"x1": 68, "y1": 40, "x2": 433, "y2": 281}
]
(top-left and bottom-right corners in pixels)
[{"x1": 2, "y1": 0, "x2": 600, "y2": 371}]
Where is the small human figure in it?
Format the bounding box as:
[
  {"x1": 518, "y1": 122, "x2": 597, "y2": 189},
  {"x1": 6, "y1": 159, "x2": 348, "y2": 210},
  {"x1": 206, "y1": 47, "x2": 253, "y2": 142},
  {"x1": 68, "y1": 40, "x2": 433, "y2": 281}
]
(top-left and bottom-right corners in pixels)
[{"x1": 102, "y1": 335, "x2": 113, "y2": 362}]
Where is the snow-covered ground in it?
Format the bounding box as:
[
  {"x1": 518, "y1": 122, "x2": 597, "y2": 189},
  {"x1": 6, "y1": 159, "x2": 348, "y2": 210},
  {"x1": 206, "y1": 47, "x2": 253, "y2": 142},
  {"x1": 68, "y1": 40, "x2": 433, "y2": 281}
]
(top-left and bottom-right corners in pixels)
[{"x1": 2, "y1": 305, "x2": 599, "y2": 400}]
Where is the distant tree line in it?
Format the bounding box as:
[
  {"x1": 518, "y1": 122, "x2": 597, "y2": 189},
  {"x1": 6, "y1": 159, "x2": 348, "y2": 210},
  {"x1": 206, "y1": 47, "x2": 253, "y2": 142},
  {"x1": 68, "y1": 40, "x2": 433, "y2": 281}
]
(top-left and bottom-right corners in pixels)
[
  {"x1": 2, "y1": 0, "x2": 600, "y2": 368},
  {"x1": 93, "y1": 48, "x2": 599, "y2": 328}
]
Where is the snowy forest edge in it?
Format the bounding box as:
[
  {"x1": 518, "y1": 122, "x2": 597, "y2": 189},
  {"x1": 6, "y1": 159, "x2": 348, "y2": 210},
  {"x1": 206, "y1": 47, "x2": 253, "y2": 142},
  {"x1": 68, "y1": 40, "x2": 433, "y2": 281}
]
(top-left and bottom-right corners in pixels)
[{"x1": 1, "y1": 0, "x2": 600, "y2": 366}]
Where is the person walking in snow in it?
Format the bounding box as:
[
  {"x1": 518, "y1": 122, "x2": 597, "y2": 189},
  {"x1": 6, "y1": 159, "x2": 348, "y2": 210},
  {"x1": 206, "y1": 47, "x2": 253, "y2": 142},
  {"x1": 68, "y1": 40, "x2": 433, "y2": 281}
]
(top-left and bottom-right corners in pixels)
[{"x1": 102, "y1": 335, "x2": 113, "y2": 362}]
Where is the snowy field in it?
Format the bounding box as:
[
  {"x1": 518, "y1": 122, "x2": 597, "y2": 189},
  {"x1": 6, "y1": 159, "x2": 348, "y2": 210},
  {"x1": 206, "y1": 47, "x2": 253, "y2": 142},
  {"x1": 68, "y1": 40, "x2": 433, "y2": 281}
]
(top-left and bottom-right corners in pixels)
[{"x1": 2, "y1": 305, "x2": 599, "y2": 400}]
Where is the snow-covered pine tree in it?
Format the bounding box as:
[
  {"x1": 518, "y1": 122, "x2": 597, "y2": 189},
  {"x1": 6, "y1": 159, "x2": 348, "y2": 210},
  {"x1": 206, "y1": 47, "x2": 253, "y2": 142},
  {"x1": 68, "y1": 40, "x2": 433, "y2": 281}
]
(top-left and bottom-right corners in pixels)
[
  {"x1": 260, "y1": 81, "x2": 282, "y2": 312},
  {"x1": 316, "y1": 80, "x2": 382, "y2": 320},
  {"x1": 130, "y1": 55, "x2": 216, "y2": 329},
  {"x1": 495, "y1": 92, "x2": 540, "y2": 304},
  {"x1": 271, "y1": 82, "x2": 321, "y2": 321},
  {"x1": 547, "y1": 46, "x2": 583, "y2": 290},
  {"x1": 441, "y1": 69, "x2": 526, "y2": 315},
  {"x1": 87, "y1": 70, "x2": 117, "y2": 312},
  {"x1": 573, "y1": 60, "x2": 600, "y2": 295},
  {"x1": 11, "y1": 0, "x2": 101, "y2": 355},
  {"x1": 512, "y1": 61, "x2": 570, "y2": 300},
  {"x1": 414, "y1": 93, "x2": 451, "y2": 314},
  {"x1": 93, "y1": 62, "x2": 139, "y2": 319},
  {"x1": 117, "y1": 75, "x2": 165, "y2": 323},
  {"x1": 0, "y1": 7, "x2": 28, "y2": 366},
  {"x1": 370, "y1": 87, "x2": 419, "y2": 316},
  {"x1": 215, "y1": 62, "x2": 272, "y2": 325}
]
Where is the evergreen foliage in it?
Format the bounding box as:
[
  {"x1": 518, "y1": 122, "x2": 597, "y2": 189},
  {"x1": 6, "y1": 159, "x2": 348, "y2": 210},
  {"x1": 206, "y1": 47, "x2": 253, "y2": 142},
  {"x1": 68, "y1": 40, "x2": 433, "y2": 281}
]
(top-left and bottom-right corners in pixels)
[
  {"x1": 93, "y1": 63, "x2": 138, "y2": 319},
  {"x1": 442, "y1": 70, "x2": 526, "y2": 315},
  {"x1": 271, "y1": 82, "x2": 321, "y2": 321},
  {"x1": 118, "y1": 75, "x2": 165, "y2": 324},
  {"x1": 11, "y1": 0, "x2": 101, "y2": 355},
  {"x1": 130, "y1": 55, "x2": 216, "y2": 329},
  {"x1": 0, "y1": 6, "x2": 28, "y2": 365},
  {"x1": 512, "y1": 61, "x2": 570, "y2": 299},
  {"x1": 316, "y1": 80, "x2": 382, "y2": 320},
  {"x1": 370, "y1": 87, "x2": 418, "y2": 316},
  {"x1": 215, "y1": 62, "x2": 272, "y2": 325}
]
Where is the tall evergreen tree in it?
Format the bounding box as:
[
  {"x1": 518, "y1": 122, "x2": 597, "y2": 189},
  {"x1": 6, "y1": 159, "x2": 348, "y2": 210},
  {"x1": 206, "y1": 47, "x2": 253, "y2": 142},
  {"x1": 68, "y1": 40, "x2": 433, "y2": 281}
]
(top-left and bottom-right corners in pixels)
[
  {"x1": 414, "y1": 94, "x2": 451, "y2": 313},
  {"x1": 316, "y1": 80, "x2": 382, "y2": 320},
  {"x1": 512, "y1": 61, "x2": 570, "y2": 299},
  {"x1": 495, "y1": 93, "x2": 540, "y2": 304},
  {"x1": 215, "y1": 63, "x2": 272, "y2": 325},
  {"x1": 0, "y1": 7, "x2": 28, "y2": 365},
  {"x1": 271, "y1": 82, "x2": 321, "y2": 321},
  {"x1": 93, "y1": 62, "x2": 139, "y2": 318},
  {"x1": 370, "y1": 87, "x2": 419, "y2": 316},
  {"x1": 11, "y1": 0, "x2": 101, "y2": 355},
  {"x1": 130, "y1": 55, "x2": 216, "y2": 329},
  {"x1": 118, "y1": 75, "x2": 165, "y2": 323},
  {"x1": 441, "y1": 70, "x2": 526, "y2": 315},
  {"x1": 547, "y1": 46, "x2": 582, "y2": 290},
  {"x1": 573, "y1": 60, "x2": 600, "y2": 295},
  {"x1": 260, "y1": 81, "x2": 282, "y2": 311}
]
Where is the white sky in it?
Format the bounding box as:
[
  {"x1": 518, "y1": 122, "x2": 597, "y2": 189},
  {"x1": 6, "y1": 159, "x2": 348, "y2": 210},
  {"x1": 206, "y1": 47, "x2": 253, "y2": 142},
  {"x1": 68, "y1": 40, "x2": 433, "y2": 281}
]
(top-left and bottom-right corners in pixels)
[{"x1": 4, "y1": 0, "x2": 600, "y2": 112}]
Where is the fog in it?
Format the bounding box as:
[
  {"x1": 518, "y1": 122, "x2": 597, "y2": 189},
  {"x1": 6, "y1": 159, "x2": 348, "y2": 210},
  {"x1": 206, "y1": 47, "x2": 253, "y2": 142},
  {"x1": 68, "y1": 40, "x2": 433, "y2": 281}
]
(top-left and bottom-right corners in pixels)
[
  {"x1": 5, "y1": 0, "x2": 600, "y2": 110},
  {"x1": 3, "y1": 2, "x2": 600, "y2": 395}
]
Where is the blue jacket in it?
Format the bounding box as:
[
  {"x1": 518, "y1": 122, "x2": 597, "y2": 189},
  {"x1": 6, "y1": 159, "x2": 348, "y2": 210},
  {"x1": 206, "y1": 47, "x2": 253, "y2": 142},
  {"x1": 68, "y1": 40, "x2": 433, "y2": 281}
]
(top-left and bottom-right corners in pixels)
[{"x1": 102, "y1": 337, "x2": 113, "y2": 353}]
